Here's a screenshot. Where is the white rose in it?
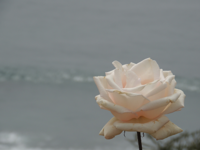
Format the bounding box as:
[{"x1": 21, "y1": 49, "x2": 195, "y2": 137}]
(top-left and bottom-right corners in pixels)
[{"x1": 94, "y1": 58, "x2": 185, "y2": 140}]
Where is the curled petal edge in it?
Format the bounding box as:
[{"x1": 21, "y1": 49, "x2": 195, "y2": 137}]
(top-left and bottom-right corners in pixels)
[
  {"x1": 96, "y1": 88, "x2": 184, "y2": 121},
  {"x1": 96, "y1": 95, "x2": 138, "y2": 121},
  {"x1": 99, "y1": 116, "x2": 183, "y2": 140},
  {"x1": 150, "y1": 121, "x2": 183, "y2": 140}
]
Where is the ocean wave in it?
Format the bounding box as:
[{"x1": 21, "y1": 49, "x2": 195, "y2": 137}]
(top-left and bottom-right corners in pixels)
[
  {"x1": 0, "y1": 67, "x2": 94, "y2": 83},
  {"x1": 0, "y1": 67, "x2": 199, "y2": 92}
]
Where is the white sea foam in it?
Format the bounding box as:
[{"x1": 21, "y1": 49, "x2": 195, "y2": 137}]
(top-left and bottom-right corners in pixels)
[
  {"x1": 0, "y1": 132, "x2": 64, "y2": 150},
  {"x1": 0, "y1": 132, "x2": 145, "y2": 150}
]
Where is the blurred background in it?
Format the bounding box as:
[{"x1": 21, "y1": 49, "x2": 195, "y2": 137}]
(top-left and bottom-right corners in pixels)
[{"x1": 0, "y1": 0, "x2": 200, "y2": 150}]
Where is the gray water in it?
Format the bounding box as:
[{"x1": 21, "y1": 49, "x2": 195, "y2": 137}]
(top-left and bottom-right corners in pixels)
[{"x1": 0, "y1": 0, "x2": 200, "y2": 150}]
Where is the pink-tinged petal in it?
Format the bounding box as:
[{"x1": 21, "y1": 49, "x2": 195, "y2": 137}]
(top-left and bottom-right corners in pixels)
[
  {"x1": 122, "y1": 62, "x2": 135, "y2": 71},
  {"x1": 123, "y1": 85, "x2": 145, "y2": 94},
  {"x1": 151, "y1": 60, "x2": 160, "y2": 80},
  {"x1": 112, "y1": 61, "x2": 123, "y2": 70},
  {"x1": 136, "y1": 91, "x2": 181, "y2": 119},
  {"x1": 150, "y1": 121, "x2": 183, "y2": 140},
  {"x1": 164, "y1": 89, "x2": 185, "y2": 114},
  {"x1": 99, "y1": 117, "x2": 122, "y2": 139},
  {"x1": 96, "y1": 95, "x2": 132, "y2": 113},
  {"x1": 144, "y1": 81, "x2": 167, "y2": 98},
  {"x1": 111, "y1": 111, "x2": 138, "y2": 121},
  {"x1": 147, "y1": 76, "x2": 176, "y2": 101},
  {"x1": 93, "y1": 76, "x2": 112, "y2": 102},
  {"x1": 137, "y1": 104, "x2": 172, "y2": 120},
  {"x1": 130, "y1": 58, "x2": 160, "y2": 85},
  {"x1": 112, "y1": 61, "x2": 126, "y2": 87},
  {"x1": 140, "y1": 92, "x2": 181, "y2": 111},
  {"x1": 160, "y1": 69, "x2": 165, "y2": 81},
  {"x1": 125, "y1": 70, "x2": 141, "y2": 88},
  {"x1": 165, "y1": 75, "x2": 175, "y2": 84},
  {"x1": 165, "y1": 79, "x2": 177, "y2": 96},
  {"x1": 146, "y1": 82, "x2": 168, "y2": 101},
  {"x1": 114, "y1": 116, "x2": 169, "y2": 134},
  {"x1": 96, "y1": 95, "x2": 137, "y2": 121},
  {"x1": 113, "y1": 69, "x2": 123, "y2": 88},
  {"x1": 163, "y1": 71, "x2": 173, "y2": 78},
  {"x1": 107, "y1": 90, "x2": 150, "y2": 112},
  {"x1": 105, "y1": 73, "x2": 121, "y2": 90},
  {"x1": 105, "y1": 70, "x2": 113, "y2": 76},
  {"x1": 142, "y1": 80, "x2": 167, "y2": 99}
]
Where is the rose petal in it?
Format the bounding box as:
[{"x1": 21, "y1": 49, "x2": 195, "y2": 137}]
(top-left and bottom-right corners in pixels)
[
  {"x1": 122, "y1": 62, "x2": 135, "y2": 71},
  {"x1": 137, "y1": 104, "x2": 172, "y2": 119},
  {"x1": 135, "y1": 90, "x2": 181, "y2": 119},
  {"x1": 164, "y1": 89, "x2": 185, "y2": 114},
  {"x1": 122, "y1": 85, "x2": 145, "y2": 93},
  {"x1": 112, "y1": 61, "x2": 123, "y2": 70},
  {"x1": 125, "y1": 70, "x2": 141, "y2": 88},
  {"x1": 160, "y1": 69, "x2": 165, "y2": 81},
  {"x1": 140, "y1": 92, "x2": 181, "y2": 111},
  {"x1": 147, "y1": 76, "x2": 176, "y2": 101},
  {"x1": 151, "y1": 60, "x2": 160, "y2": 80},
  {"x1": 96, "y1": 95, "x2": 132, "y2": 113},
  {"x1": 93, "y1": 76, "x2": 112, "y2": 102},
  {"x1": 163, "y1": 71, "x2": 173, "y2": 78},
  {"x1": 111, "y1": 111, "x2": 138, "y2": 121},
  {"x1": 150, "y1": 121, "x2": 183, "y2": 140},
  {"x1": 144, "y1": 81, "x2": 167, "y2": 98},
  {"x1": 113, "y1": 69, "x2": 123, "y2": 88},
  {"x1": 112, "y1": 61, "x2": 126, "y2": 87},
  {"x1": 99, "y1": 117, "x2": 122, "y2": 139},
  {"x1": 96, "y1": 95, "x2": 138, "y2": 121},
  {"x1": 107, "y1": 90, "x2": 150, "y2": 112},
  {"x1": 167, "y1": 79, "x2": 177, "y2": 96},
  {"x1": 165, "y1": 75, "x2": 175, "y2": 84},
  {"x1": 130, "y1": 58, "x2": 160, "y2": 85},
  {"x1": 105, "y1": 70, "x2": 114, "y2": 76},
  {"x1": 106, "y1": 73, "x2": 121, "y2": 90},
  {"x1": 114, "y1": 116, "x2": 169, "y2": 134}
]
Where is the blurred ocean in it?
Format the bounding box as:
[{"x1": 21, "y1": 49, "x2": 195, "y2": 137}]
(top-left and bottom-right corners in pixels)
[{"x1": 0, "y1": 0, "x2": 200, "y2": 150}]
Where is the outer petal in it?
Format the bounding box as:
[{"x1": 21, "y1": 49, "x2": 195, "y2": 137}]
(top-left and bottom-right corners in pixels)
[
  {"x1": 114, "y1": 116, "x2": 169, "y2": 134},
  {"x1": 167, "y1": 79, "x2": 177, "y2": 96},
  {"x1": 160, "y1": 69, "x2": 165, "y2": 81},
  {"x1": 130, "y1": 58, "x2": 160, "y2": 85},
  {"x1": 143, "y1": 80, "x2": 167, "y2": 98},
  {"x1": 105, "y1": 73, "x2": 121, "y2": 90},
  {"x1": 163, "y1": 89, "x2": 185, "y2": 114},
  {"x1": 96, "y1": 95, "x2": 131, "y2": 113},
  {"x1": 163, "y1": 71, "x2": 173, "y2": 77},
  {"x1": 113, "y1": 69, "x2": 123, "y2": 88},
  {"x1": 99, "y1": 117, "x2": 122, "y2": 139},
  {"x1": 99, "y1": 116, "x2": 182, "y2": 140},
  {"x1": 96, "y1": 95, "x2": 138, "y2": 121},
  {"x1": 150, "y1": 121, "x2": 183, "y2": 140},
  {"x1": 93, "y1": 76, "x2": 112, "y2": 102},
  {"x1": 106, "y1": 90, "x2": 150, "y2": 112},
  {"x1": 136, "y1": 90, "x2": 181, "y2": 119},
  {"x1": 112, "y1": 61, "x2": 123, "y2": 70},
  {"x1": 111, "y1": 111, "x2": 139, "y2": 121},
  {"x1": 112, "y1": 61, "x2": 126, "y2": 87},
  {"x1": 105, "y1": 70, "x2": 114, "y2": 76},
  {"x1": 122, "y1": 62, "x2": 135, "y2": 71},
  {"x1": 147, "y1": 75, "x2": 176, "y2": 101}
]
